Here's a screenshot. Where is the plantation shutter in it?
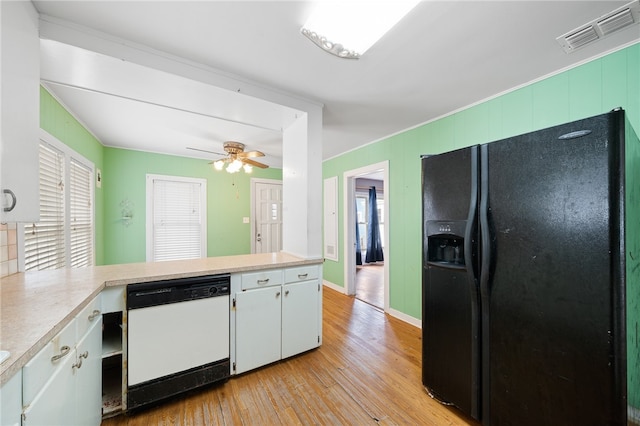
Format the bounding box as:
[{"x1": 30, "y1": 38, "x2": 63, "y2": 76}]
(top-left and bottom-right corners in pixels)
[
  {"x1": 152, "y1": 179, "x2": 204, "y2": 261},
  {"x1": 69, "y1": 158, "x2": 93, "y2": 268},
  {"x1": 24, "y1": 143, "x2": 66, "y2": 271}
]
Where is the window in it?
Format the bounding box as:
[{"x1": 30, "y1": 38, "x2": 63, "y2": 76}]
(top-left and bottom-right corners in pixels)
[
  {"x1": 21, "y1": 132, "x2": 94, "y2": 271},
  {"x1": 355, "y1": 191, "x2": 385, "y2": 251},
  {"x1": 146, "y1": 174, "x2": 207, "y2": 262},
  {"x1": 69, "y1": 159, "x2": 93, "y2": 268}
]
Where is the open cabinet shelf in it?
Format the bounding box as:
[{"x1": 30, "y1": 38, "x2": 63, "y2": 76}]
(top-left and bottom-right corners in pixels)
[
  {"x1": 101, "y1": 311, "x2": 124, "y2": 417},
  {"x1": 102, "y1": 354, "x2": 123, "y2": 416}
]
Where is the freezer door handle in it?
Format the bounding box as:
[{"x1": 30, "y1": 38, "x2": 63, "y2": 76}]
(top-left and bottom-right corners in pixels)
[
  {"x1": 479, "y1": 143, "x2": 492, "y2": 422},
  {"x1": 479, "y1": 145, "x2": 491, "y2": 294}
]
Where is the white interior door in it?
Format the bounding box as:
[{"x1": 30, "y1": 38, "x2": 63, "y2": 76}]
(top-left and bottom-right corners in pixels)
[{"x1": 252, "y1": 179, "x2": 283, "y2": 253}]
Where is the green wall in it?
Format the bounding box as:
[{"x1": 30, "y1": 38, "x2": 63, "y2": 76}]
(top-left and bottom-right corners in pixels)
[
  {"x1": 40, "y1": 86, "x2": 105, "y2": 265},
  {"x1": 322, "y1": 42, "x2": 639, "y2": 409},
  {"x1": 102, "y1": 147, "x2": 282, "y2": 265},
  {"x1": 625, "y1": 118, "x2": 640, "y2": 413}
]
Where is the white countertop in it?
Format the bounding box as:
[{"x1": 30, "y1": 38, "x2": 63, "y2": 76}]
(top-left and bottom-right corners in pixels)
[{"x1": 0, "y1": 252, "x2": 322, "y2": 384}]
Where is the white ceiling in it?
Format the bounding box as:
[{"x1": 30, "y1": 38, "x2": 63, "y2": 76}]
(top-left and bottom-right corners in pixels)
[{"x1": 34, "y1": 1, "x2": 640, "y2": 168}]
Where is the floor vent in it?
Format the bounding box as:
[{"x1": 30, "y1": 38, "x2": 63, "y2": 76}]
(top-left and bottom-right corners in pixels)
[{"x1": 557, "y1": 0, "x2": 640, "y2": 53}]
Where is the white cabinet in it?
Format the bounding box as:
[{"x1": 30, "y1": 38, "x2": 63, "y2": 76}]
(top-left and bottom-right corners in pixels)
[
  {"x1": 75, "y1": 312, "x2": 102, "y2": 425},
  {"x1": 235, "y1": 285, "x2": 282, "y2": 374},
  {"x1": 282, "y1": 280, "x2": 320, "y2": 358},
  {"x1": 0, "y1": 370, "x2": 22, "y2": 426},
  {"x1": 22, "y1": 342, "x2": 76, "y2": 426},
  {"x1": 0, "y1": 0, "x2": 40, "y2": 222},
  {"x1": 22, "y1": 296, "x2": 102, "y2": 426},
  {"x1": 282, "y1": 265, "x2": 321, "y2": 358},
  {"x1": 233, "y1": 264, "x2": 322, "y2": 374}
]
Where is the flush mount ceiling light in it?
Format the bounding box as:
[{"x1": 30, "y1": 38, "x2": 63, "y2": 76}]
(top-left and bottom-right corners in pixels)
[
  {"x1": 301, "y1": 1, "x2": 419, "y2": 59},
  {"x1": 557, "y1": 0, "x2": 640, "y2": 53}
]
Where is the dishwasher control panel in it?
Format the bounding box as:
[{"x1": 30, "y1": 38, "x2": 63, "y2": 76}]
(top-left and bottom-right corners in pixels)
[{"x1": 127, "y1": 274, "x2": 230, "y2": 310}]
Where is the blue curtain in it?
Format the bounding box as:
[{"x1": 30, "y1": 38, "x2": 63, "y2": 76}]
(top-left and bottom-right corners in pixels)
[
  {"x1": 355, "y1": 200, "x2": 362, "y2": 265},
  {"x1": 365, "y1": 186, "x2": 384, "y2": 263}
]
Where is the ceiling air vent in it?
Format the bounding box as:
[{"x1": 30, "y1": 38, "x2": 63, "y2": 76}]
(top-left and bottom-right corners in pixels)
[
  {"x1": 563, "y1": 25, "x2": 599, "y2": 51},
  {"x1": 597, "y1": 7, "x2": 636, "y2": 35},
  {"x1": 557, "y1": 0, "x2": 640, "y2": 53}
]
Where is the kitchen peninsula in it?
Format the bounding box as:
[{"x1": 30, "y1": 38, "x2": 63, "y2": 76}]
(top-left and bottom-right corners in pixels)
[{"x1": 0, "y1": 252, "x2": 323, "y2": 423}]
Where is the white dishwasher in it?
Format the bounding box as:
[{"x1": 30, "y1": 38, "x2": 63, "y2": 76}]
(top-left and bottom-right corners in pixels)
[{"x1": 126, "y1": 274, "x2": 230, "y2": 410}]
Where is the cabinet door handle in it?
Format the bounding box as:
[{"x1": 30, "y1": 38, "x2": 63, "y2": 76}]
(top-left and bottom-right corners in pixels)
[
  {"x1": 2, "y1": 189, "x2": 17, "y2": 212},
  {"x1": 88, "y1": 309, "x2": 101, "y2": 321},
  {"x1": 276, "y1": 291, "x2": 281, "y2": 298},
  {"x1": 285, "y1": 290, "x2": 290, "y2": 296},
  {"x1": 73, "y1": 351, "x2": 89, "y2": 371},
  {"x1": 51, "y1": 345, "x2": 71, "y2": 363},
  {"x1": 257, "y1": 278, "x2": 270, "y2": 285},
  {"x1": 297, "y1": 273, "x2": 308, "y2": 279}
]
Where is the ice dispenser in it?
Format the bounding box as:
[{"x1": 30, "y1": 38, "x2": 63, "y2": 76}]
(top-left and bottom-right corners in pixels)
[{"x1": 426, "y1": 221, "x2": 467, "y2": 268}]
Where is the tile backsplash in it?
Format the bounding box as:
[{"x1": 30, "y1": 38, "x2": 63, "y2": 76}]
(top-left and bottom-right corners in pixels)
[{"x1": 1, "y1": 222, "x2": 18, "y2": 277}]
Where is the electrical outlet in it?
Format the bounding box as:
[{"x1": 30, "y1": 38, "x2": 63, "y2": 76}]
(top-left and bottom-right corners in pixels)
[{"x1": 242, "y1": 217, "x2": 250, "y2": 224}]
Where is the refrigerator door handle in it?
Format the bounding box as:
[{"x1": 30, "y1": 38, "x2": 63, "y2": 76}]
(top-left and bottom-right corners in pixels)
[
  {"x1": 464, "y1": 145, "x2": 481, "y2": 420},
  {"x1": 479, "y1": 143, "x2": 491, "y2": 422},
  {"x1": 479, "y1": 144, "x2": 491, "y2": 294}
]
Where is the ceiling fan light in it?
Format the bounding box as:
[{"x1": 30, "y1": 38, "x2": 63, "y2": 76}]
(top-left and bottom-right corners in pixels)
[
  {"x1": 226, "y1": 159, "x2": 243, "y2": 173},
  {"x1": 213, "y1": 160, "x2": 225, "y2": 170},
  {"x1": 243, "y1": 164, "x2": 253, "y2": 173}
]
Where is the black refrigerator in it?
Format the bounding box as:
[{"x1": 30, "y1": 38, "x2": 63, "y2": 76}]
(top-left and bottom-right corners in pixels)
[{"x1": 421, "y1": 109, "x2": 639, "y2": 425}]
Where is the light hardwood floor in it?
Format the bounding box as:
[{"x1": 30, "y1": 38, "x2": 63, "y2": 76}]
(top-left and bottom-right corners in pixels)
[
  {"x1": 102, "y1": 287, "x2": 479, "y2": 425},
  {"x1": 355, "y1": 263, "x2": 384, "y2": 308}
]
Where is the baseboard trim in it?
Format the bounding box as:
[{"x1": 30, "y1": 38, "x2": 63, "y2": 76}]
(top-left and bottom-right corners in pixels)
[
  {"x1": 387, "y1": 308, "x2": 422, "y2": 328},
  {"x1": 322, "y1": 280, "x2": 346, "y2": 294}
]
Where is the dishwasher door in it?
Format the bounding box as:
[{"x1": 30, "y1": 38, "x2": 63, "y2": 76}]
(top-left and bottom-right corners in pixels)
[{"x1": 127, "y1": 295, "x2": 229, "y2": 386}]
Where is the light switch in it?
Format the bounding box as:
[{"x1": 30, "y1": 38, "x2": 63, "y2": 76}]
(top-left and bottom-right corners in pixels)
[{"x1": 242, "y1": 217, "x2": 250, "y2": 224}]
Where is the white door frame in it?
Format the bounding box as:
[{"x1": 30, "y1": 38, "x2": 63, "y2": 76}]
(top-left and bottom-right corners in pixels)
[
  {"x1": 343, "y1": 161, "x2": 389, "y2": 311},
  {"x1": 250, "y1": 178, "x2": 283, "y2": 253}
]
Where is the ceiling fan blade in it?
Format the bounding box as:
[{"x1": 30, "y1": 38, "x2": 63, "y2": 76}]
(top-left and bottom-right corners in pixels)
[
  {"x1": 242, "y1": 158, "x2": 269, "y2": 169},
  {"x1": 237, "y1": 150, "x2": 265, "y2": 158},
  {"x1": 186, "y1": 147, "x2": 226, "y2": 156}
]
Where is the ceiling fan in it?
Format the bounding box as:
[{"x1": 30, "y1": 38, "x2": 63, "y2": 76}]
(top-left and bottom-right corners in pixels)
[{"x1": 187, "y1": 141, "x2": 268, "y2": 173}]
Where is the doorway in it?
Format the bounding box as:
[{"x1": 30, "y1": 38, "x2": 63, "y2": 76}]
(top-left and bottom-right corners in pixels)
[
  {"x1": 343, "y1": 161, "x2": 389, "y2": 311},
  {"x1": 251, "y1": 178, "x2": 283, "y2": 253}
]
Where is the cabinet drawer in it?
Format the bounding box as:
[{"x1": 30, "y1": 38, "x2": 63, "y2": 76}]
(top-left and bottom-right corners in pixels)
[
  {"x1": 241, "y1": 269, "x2": 283, "y2": 290},
  {"x1": 76, "y1": 295, "x2": 102, "y2": 340},
  {"x1": 22, "y1": 318, "x2": 76, "y2": 406},
  {"x1": 285, "y1": 265, "x2": 319, "y2": 283}
]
